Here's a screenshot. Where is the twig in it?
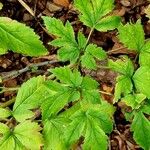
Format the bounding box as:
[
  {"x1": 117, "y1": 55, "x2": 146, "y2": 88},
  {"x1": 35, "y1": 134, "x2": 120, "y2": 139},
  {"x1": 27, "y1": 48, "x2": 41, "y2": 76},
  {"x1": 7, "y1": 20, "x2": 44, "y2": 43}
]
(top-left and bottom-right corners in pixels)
[
  {"x1": 107, "y1": 47, "x2": 126, "y2": 54},
  {"x1": 99, "y1": 90, "x2": 113, "y2": 96},
  {"x1": 18, "y1": 0, "x2": 35, "y2": 16},
  {"x1": 0, "y1": 60, "x2": 59, "y2": 81}
]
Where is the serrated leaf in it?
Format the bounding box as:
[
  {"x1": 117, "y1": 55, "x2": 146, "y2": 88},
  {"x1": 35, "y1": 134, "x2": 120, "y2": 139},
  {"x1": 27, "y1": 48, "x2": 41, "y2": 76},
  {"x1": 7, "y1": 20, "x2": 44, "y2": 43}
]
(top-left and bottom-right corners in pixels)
[
  {"x1": 81, "y1": 53, "x2": 97, "y2": 69},
  {"x1": 118, "y1": 20, "x2": 145, "y2": 52},
  {"x1": 114, "y1": 75, "x2": 133, "y2": 102},
  {"x1": 122, "y1": 94, "x2": 146, "y2": 109},
  {"x1": 13, "y1": 76, "x2": 50, "y2": 122},
  {"x1": 42, "y1": 79, "x2": 81, "y2": 120},
  {"x1": 131, "y1": 112, "x2": 150, "y2": 150},
  {"x1": 43, "y1": 117, "x2": 69, "y2": 150},
  {"x1": 0, "y1": 108, "x2": 11, "y2": 119},
  {"x1": 0, "y1": 17, "x2": 47, "y2": 56},
  {"x1": 43, "y1": 17, "x2": 80, "y2": 63},
  {"x1": 74, "y1": 0, "x2": 120, "y2": 31},
  {"x1": 139, "y1": 41, "x2": 150, "y2": 66},
  {"x1": 81, "y1": 44, "x2": 106, "y2": 70},
  {"x1": 95, "y1": 16, "x2": 121, "y2": 32},
  {"x1": 77, "y1": 32, "x2": 87, "y2": 49},
  {"x1": 83, "y1": 119, "x2": 108, "y2": 150},
  {"x1": 133, "y1": 66, "x2": 150, "y2": 98},
  {"x1": 81, "y1": 76, "x2": 101, "y2": 104},
  {"x1": 141, "y1": 100, "x2": 150, "y2": 115},
  {"x1": 0, "y1": 121, "x2": 43, "y2": 150},
  {"x1": 65, "y1": 106, "x2": 113, "y2": 149},
  {"x1": 108, "y1": 56, "x2": 134, "y2": 76},
  {"x1": 50, "y1": 67, "x2": 83, "y2": 87}
]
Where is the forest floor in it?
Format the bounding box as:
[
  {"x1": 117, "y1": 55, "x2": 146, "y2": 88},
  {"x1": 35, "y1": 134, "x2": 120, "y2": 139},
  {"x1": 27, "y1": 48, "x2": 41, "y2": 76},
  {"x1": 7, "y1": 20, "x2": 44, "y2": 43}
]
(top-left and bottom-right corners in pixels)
[{"x1": 0, "y1": 0, "x2": 150, "y2": 149}]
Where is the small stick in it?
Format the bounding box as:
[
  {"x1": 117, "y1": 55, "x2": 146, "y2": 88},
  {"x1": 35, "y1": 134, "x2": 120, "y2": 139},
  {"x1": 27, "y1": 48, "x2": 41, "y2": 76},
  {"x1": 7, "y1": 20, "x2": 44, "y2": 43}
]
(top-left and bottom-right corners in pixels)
[{"x1": 0, "y1": 60, "x2": 59, "y2": 81}]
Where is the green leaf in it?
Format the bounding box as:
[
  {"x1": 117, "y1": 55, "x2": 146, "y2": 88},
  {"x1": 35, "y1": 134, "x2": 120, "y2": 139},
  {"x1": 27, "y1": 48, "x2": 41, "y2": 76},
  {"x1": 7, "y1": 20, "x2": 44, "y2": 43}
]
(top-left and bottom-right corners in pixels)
[
  {"x1": 42, "y1": 79, "x2": 81, "y2": 120},
  {"x1": 108, "y1": 56, "x2": 134, "y2": 76},
  {"x1": 65, "y1": 106, "x2": 113, "y2": 149},
  {"x1": 139, "y1": 41, "x2": 150, "y2": 66},
  {"x1": 81, "y1": 44, "x2": 106, "y2": 70},
  {"x1": 50, "y1": 67, "x2": 83, "y2": 87},
  {"x1": 81, "y1": 76, "x2": 101, "y2": 104},
  {"x1": 122, "y1": 94, "x2": 146, "y2": 109},
  {"x1": 65, "y1": 110, "x2": 86, "y2": 148},
  {"x1": 0, "y1": 17, "x2": 47, "y2": 56},
  {"x1": 114, "y1": 75, "x2": 133, "y2": 102},
  {"x1": 133, "y1": 66, "x2": 150, "y2": 98},
  {"x1": 77, "y1": 32, "x2": 87, "y2": 49},
  {"x1": 74, "y1": 0, "x2": 120, "y2": 31},
  {"x1": 131, "y1": 112, "x2": 150, "y2": 150},
  {"x1": 141, "y1": 100, "x2": 150, "y2": 115},
  {"x1": 43, "y1": 17, "x2": 80, "y2": 63},
  {"x1": 81, "y1": 53, "x2": 97, "y2": 69},
  {"x1": 118, "y1": 20, "x2": 145, "y2": 52},
  {"x1": 43, "y1": 117, "x2": 69, "y2": 150},
  {"x1": 0, "y1": 3, "x2": 3, "y2": 10},
  {"x1": 0, "y1": 108, "x2": 11, "y2": 119},
  {"x1": 13, "y1": 76, "x2": 50, "y2": 122},
  {"x1": 83, "y1": 119, "x2": 108, "y2": 150},
  {"x1": 0, "y1": 121, "x2": 43, "y2": 150},
  {"x1": 95, "y1": 16, "x2": 121, "y2": 32}
]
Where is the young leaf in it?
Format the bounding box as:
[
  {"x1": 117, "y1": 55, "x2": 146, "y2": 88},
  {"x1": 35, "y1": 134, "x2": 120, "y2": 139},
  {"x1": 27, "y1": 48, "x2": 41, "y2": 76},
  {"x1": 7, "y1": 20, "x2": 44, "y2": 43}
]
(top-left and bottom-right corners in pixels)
[
  {"x1": 13, "y1": 76, "x2": 51, "y2": 122},
  {"x1": 133, "y1": 66, "x2": 150, "y2": 98},
  {"x1": 42, "y1": 17, "x2": 80, "y2": 63},
  {"x1": 0, "y1": 17, "x2": 47, "y2": 56},
  {"x1": 109, "y1": 57, "x2": 134, "y2": 102},
  {"x1": 131, "y1": 112, "x2": 150, "y2": 150},
  {"x1": 50, "y1": 67, "x2": 83, "y2": 87},
  {"x1": 108, "y1": 56, "x2": 134, "y2": 76},
  {"x1": 81, "y1": 44, "x2": 107, "y2": 70},
  {"x1": 114, "y1": 75, "x2": 133, "y2": 102},
  {"x1": 74, "y1": 0, "x2": 120, "y2": 31},
  {"x1": 0, "y1": 108, "x2": 11, "y2": 119},
  {"x1": 43, "y1": 117, "x2": 69, "y2": 150},
  {"x1": 118, "y1": 20, "x2": 145, "y2": 52},
  {"x1": 0, "y1": 121, "x2": 43, "y2": 149}
]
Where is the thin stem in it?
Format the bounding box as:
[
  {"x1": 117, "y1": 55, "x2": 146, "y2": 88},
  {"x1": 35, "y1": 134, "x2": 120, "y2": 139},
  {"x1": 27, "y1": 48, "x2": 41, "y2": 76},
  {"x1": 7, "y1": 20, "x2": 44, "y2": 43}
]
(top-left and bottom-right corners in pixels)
[
  {"x1": 0, "y1": 98, "x2": 16, "y2": 108},
  {"x1": 99, "y1": 90, "x2": 113, "y2": 96},
  {"x1": 107, "y1": 47, "x2": 126, "y2": 54},
  {"x1": 0, "y1": 60, "x2": 59, "y2": 81},
  {"x1": 85, "y1": 28, "x2": 94, "y2": 47}
]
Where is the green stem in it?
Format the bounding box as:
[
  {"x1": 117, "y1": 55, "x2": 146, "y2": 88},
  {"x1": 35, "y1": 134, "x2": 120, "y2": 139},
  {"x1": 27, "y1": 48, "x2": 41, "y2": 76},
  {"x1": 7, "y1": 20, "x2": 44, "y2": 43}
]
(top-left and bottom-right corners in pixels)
[
  {"x1": 0, "y1": 87, "x2": 19, "y2": 94},
  {"x1": 0, "y1": 98, "x2": 16, "y2": 108}
]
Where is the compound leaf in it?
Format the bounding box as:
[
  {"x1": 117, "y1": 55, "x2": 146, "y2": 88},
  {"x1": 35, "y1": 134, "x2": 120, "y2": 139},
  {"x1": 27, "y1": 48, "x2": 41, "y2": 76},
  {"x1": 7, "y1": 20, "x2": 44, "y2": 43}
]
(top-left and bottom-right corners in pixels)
[
  {"x1": 133, "y1": 66, "x2": 150, "y2": 98},
  {"x1": 0, "y1": 121, "x2": 43, "y2": 150},
  {"x1": 114, "y1": 75, "x2": 133, "y2": 102},
  {"x1": 0, "y1": 17, "x2": 47, "y2": 56},
  {"x1": 43, "y1": 17, "x2": 80, "y2": 63},
  {"x1": 118, "y1": 20, "x2": 145, "y2": 52},
  {"x1": 108, "y1": 56, "x2": 134, "y2": 76},
  {"x1": 81, "y1": 44, "x2": 107, "y2": 70},
  {"x1": 13, "y1": 76, "x2": 50, "y2": 122},
  {"x1": 43, "y1": 117, "x2": 69, "y2": 150},
  {"x1": 131, "y1": 112, "x2": 150, "y2": 150},
  {"x1": 65, "y1": 106, "x2": 113, "y2": 149},
  {"x1": 50, "y1": 67, "x2": 83, "y2": 87},
  {"x1": 74, "y1": 0, "x2": 120, "y2": 31}
]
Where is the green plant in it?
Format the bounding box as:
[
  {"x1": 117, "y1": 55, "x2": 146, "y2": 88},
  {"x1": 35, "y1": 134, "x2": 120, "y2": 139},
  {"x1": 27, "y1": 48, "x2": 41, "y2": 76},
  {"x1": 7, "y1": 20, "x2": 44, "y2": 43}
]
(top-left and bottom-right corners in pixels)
[{"x1": 0, "y1": 0, "x2": 150, "y2": 150}]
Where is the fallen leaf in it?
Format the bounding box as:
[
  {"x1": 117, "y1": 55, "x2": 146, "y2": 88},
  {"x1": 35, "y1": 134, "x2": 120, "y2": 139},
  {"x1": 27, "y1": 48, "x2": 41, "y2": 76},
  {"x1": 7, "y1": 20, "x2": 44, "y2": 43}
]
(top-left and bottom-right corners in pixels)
[{"x1": 53, "y1": 0, "x2": 70, "y2": 7}]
